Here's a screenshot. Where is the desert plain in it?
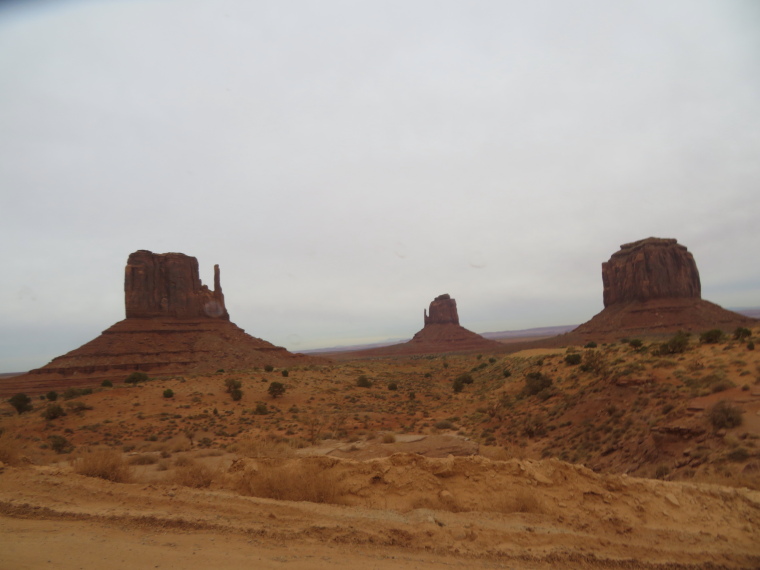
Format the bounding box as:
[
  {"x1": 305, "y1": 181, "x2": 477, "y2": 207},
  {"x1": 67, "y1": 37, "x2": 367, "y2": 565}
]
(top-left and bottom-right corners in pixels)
[{"x1": 2, "y1": 330, "x2": 760, "y2": 569}]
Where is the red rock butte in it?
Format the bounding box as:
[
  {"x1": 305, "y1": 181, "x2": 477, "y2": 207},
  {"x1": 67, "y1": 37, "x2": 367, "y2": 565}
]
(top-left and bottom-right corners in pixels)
[
  {"x1": 573, "y1": 237, "x2": 756, "y2": 338},
  {"x1": 6, "y1": 250, "x2": 322, "y2": 395},
  {"x1": 343, "y1": 294, "x2": 503, "y2": 358}
]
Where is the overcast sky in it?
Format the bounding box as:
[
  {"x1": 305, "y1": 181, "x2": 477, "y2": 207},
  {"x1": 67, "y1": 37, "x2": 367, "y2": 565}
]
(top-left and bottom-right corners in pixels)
[{"x1": 1, "y1": 0, "x2": 759, "y2": 372}]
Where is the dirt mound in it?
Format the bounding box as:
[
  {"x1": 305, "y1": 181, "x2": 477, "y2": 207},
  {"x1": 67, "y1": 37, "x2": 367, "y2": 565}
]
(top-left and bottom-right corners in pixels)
[{"x1": 1, "y1": 454, "x2": 759, "y2": 568}]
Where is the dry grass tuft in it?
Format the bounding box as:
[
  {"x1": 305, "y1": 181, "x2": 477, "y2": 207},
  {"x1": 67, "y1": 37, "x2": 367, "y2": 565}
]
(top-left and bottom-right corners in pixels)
[
  {"x1": 172, "y1": 459, "x2": 215, "y2": 488},
  {"x1": 235, "y1": 461, "x2": 342, "y2": 504},
  {"x1": 231, "y1": 437, "x2": 295, "y2": 459},
  {"x1": 127, "y1": 453, "x2": 158, "y2": 465},
  {"x1": 0, "y1": 430, "x2": 24, "y2": 465},
  {"x1": 73, "y1": 448, "x2": 131, "y2": 482}
]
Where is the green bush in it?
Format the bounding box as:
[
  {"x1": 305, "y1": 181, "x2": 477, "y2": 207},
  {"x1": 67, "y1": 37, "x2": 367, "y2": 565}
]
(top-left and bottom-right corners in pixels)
[
  {"x1": 42, "y1": 404, "x2": 66, "y2": 420},
  {"x1": 264, "y1": 365, "x2": 274, "y2": 372},
  {"x1": 254, "y1": 402, "x2": 268, "y2": 415},
  {"x1": 48, "y1": 435, "x2": 72, "y2": 454},
  {"x1": 8, "y1": 393, "x2": 32, "y2": 414},
  {"x1": 230, "y1": 388, "x2": 243, "y2": 401},
  {"x1": 163, "y1": 389, "x2": 174, "y2": 398},
  {"x1": 126, "y1": 371, "x2": 148, "y2": 384},
  {"x1": 628, "y1": 339, "x2": 643, "y2": 349},
  {"x1": 101, "y1": 380, "x2": 113, "y2": 388},
  {"x1": 46, "y1": 391, "x2": 58, "y2": 401},
  {"x1": 584, "y1": 341, "x2": 597, "y2": 349},
  {"x1": 700, "y1": 329, "x2": 725, "y2": 344},
  {"x1": 268, "y1": 381, "x2": 285, "y2": 398},
  {"x1": 225, "y1": 378, "x2": 242, "y2": 393},
  {"x1": 434, "y1": 420, "x2": 455, "y2": 430},
  {"x1": 503, "y1": 369, "x2": 512, "y2": 378},
  {"x1": 456, "y1": 373, "x2": 474, "y2": 385},
  {"x1": 709, "y1": 401, "x2": 743, "y2": 430},
  {"x1": 747, "y1": 341, "x2": 755, "y2": 351},
  {"x1": 452, "y1": 378, "x2": 465, "y2": 393},
  {"x1": 523, "y1": 372, "x2": 552, "y2": 396},
  {"x1": 281, "y1": 369, "x2": 289, "y2": 378},
  {"x1": 733, "y1": 327, "x2": 751, "y2": 341},
  {"x1": 564, "y1": 353, "x2": 582, "y2": 366},
  {"x1": 657, "y1": 331, "x2": 690, "y2": 355},
  {"x1": 387, "y1": 382, "x2": 398, "y2": 391},
  {"x1": 62, "y1": 387, "x2": 92, "y2": 400},
  {"x1": 356, "y1": 375, "x2": 372, "y2": 388}
]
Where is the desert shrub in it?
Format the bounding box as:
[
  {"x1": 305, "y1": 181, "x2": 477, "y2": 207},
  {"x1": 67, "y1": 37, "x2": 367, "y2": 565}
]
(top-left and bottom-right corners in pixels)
[
  {"x1": 503, "y1": 369, "x2": 512, "y2": 378},
  {"x1": 264, "y1": 365, "x2": 274, "y2": 372},
  {"x1": 452, "y1": 378, "x2": 465, "y2": 393},
  {"x1": 408, "y1": 391, "x2": 416, "y2": 401},
  {"x1": 0, "y1": 430, "x2": 23, "y2": 464},
  {"x1": 46, "y1": 391, "x2": 58, "y2": 401},
  {"x1": 654, "y1": 465, "x2": 670, "y2": 479},
  {"x1": 356, "y1": 375, "x2": 372, "y2": 388},
  {"x1": 726, "y1": 447, "x2": 750, "y2": 462},
  {"x1": 434, "y1": 420, "x2": 455, "y2": 430},
  {"x1": 579, "y1": 350, "x2": 607, "y2": 376},
  {"x1": 522, "y1": 414, "x2": 546, "y2": 438},
  {"x1": 382, "y1": 433, "x2": 396, "y2": 443},
  {"x1": 230, "y1": 388, "x2": 243, "y2": 401},
  {"x1": 253, "y1": 402, "x2": 269, "y2": 415},
  {"x1": 234, "y1": 460, "x2": 342, "y2": 504},
  {"x1": 225, "y1": 378, "x2": 242, "y2": 393},
  {"x1": 700, "y1": 329, "x2": 725, "y2": 344},
  {"x1": 49, "y1": 435, "x2": 73, "y2": 454},
  {"x1": 62, "y1": 387, "x2": 92, "y2": 400},
  {"x1": 268, "y1": 381, "x2": 285, "y2": 398},
  {"x1": 387, "y1": 382, "x2": 398, "y2": 391},
  {"x1": 523, "y1": 372, "x2": 552, "y2": 396},
  {"x1": 65, "y1": 401, "x2": 92, "y2": 414},
  {"x1": 42, "y1": 404, "x2": 66, "y2": 420},
  {"x1": 172, "y1": 459, "x2": 214, "y2": 489},
  {"x1": 172, "y1": 460, "x2": 215, "y2": 488},
  {"x1": 747, "y1": 341, "x2": 755, "y2": 351},
  {"x1": 127, "y1": 453, "x2": 158, "y2": 465},
  {"x1": 457, "y1": 373, "x2": 474, "y2": 385},
  {"x1": 101, "y1": 380, "x2": 113, "y2": 387},
  {"x1": 8, "y1": 393, "x2": 32, "y2": 414},
  {"x1": 628, "y1": 338, "x2": 643, "y2": 349},
  {"x1": 125, "y1": 371, "x2": 149, "y2": 384},
  {"x1": 657, "y1": 331, "x2": 691, "y2": 355},
  {"x1": 163, "y1": 389, "x2": 174, "y2": 398},
  {"x1": 233, "y1": 437, "x2": 294, "y2": 458},
  {"x1": 710, "y1": 380, "x2": 735, "y2": 393},
  {"x1": 74, "y1": 448, "x2": 131, "y2": 482},
  {"x1": 584, "y1": 341, "x2": 597, "y2": 349},
  {"x1": 281, "y1": 369, "x2": 289, "y2": 377},
  {"x1": 564, "y1": 353, "x2": 582, "y2": 366},
  {"x1": 733, "y1": 327, "x2": 752, "y2": 341},
  {"x1": 709, "y1": 401, "x2": 743, "y2": 430}
]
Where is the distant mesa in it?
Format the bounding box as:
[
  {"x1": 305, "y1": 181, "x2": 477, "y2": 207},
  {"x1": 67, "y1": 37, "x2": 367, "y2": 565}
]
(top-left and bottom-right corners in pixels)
[
  {"x1": 574, "y1": 237, "x2": 756, "y2": 338},
  {"x1": 6, "y1": 250, "x2": 322, "y2": 395},
  {"x1": 340, "y1": 294, "x2": 502, "y2": 357}
]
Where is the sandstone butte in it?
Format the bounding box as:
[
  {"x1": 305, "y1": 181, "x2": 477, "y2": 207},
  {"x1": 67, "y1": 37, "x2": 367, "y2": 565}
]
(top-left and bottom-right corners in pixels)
[
  {"x1": 341, "y1": 294, "x2": 503, "y2": 358},
  {"x1": 7, "y1": 250, "x2": 323, "y2": 395},
  {"x1": 572, "y1": 237, "x2": 757, "y2": 339}
]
